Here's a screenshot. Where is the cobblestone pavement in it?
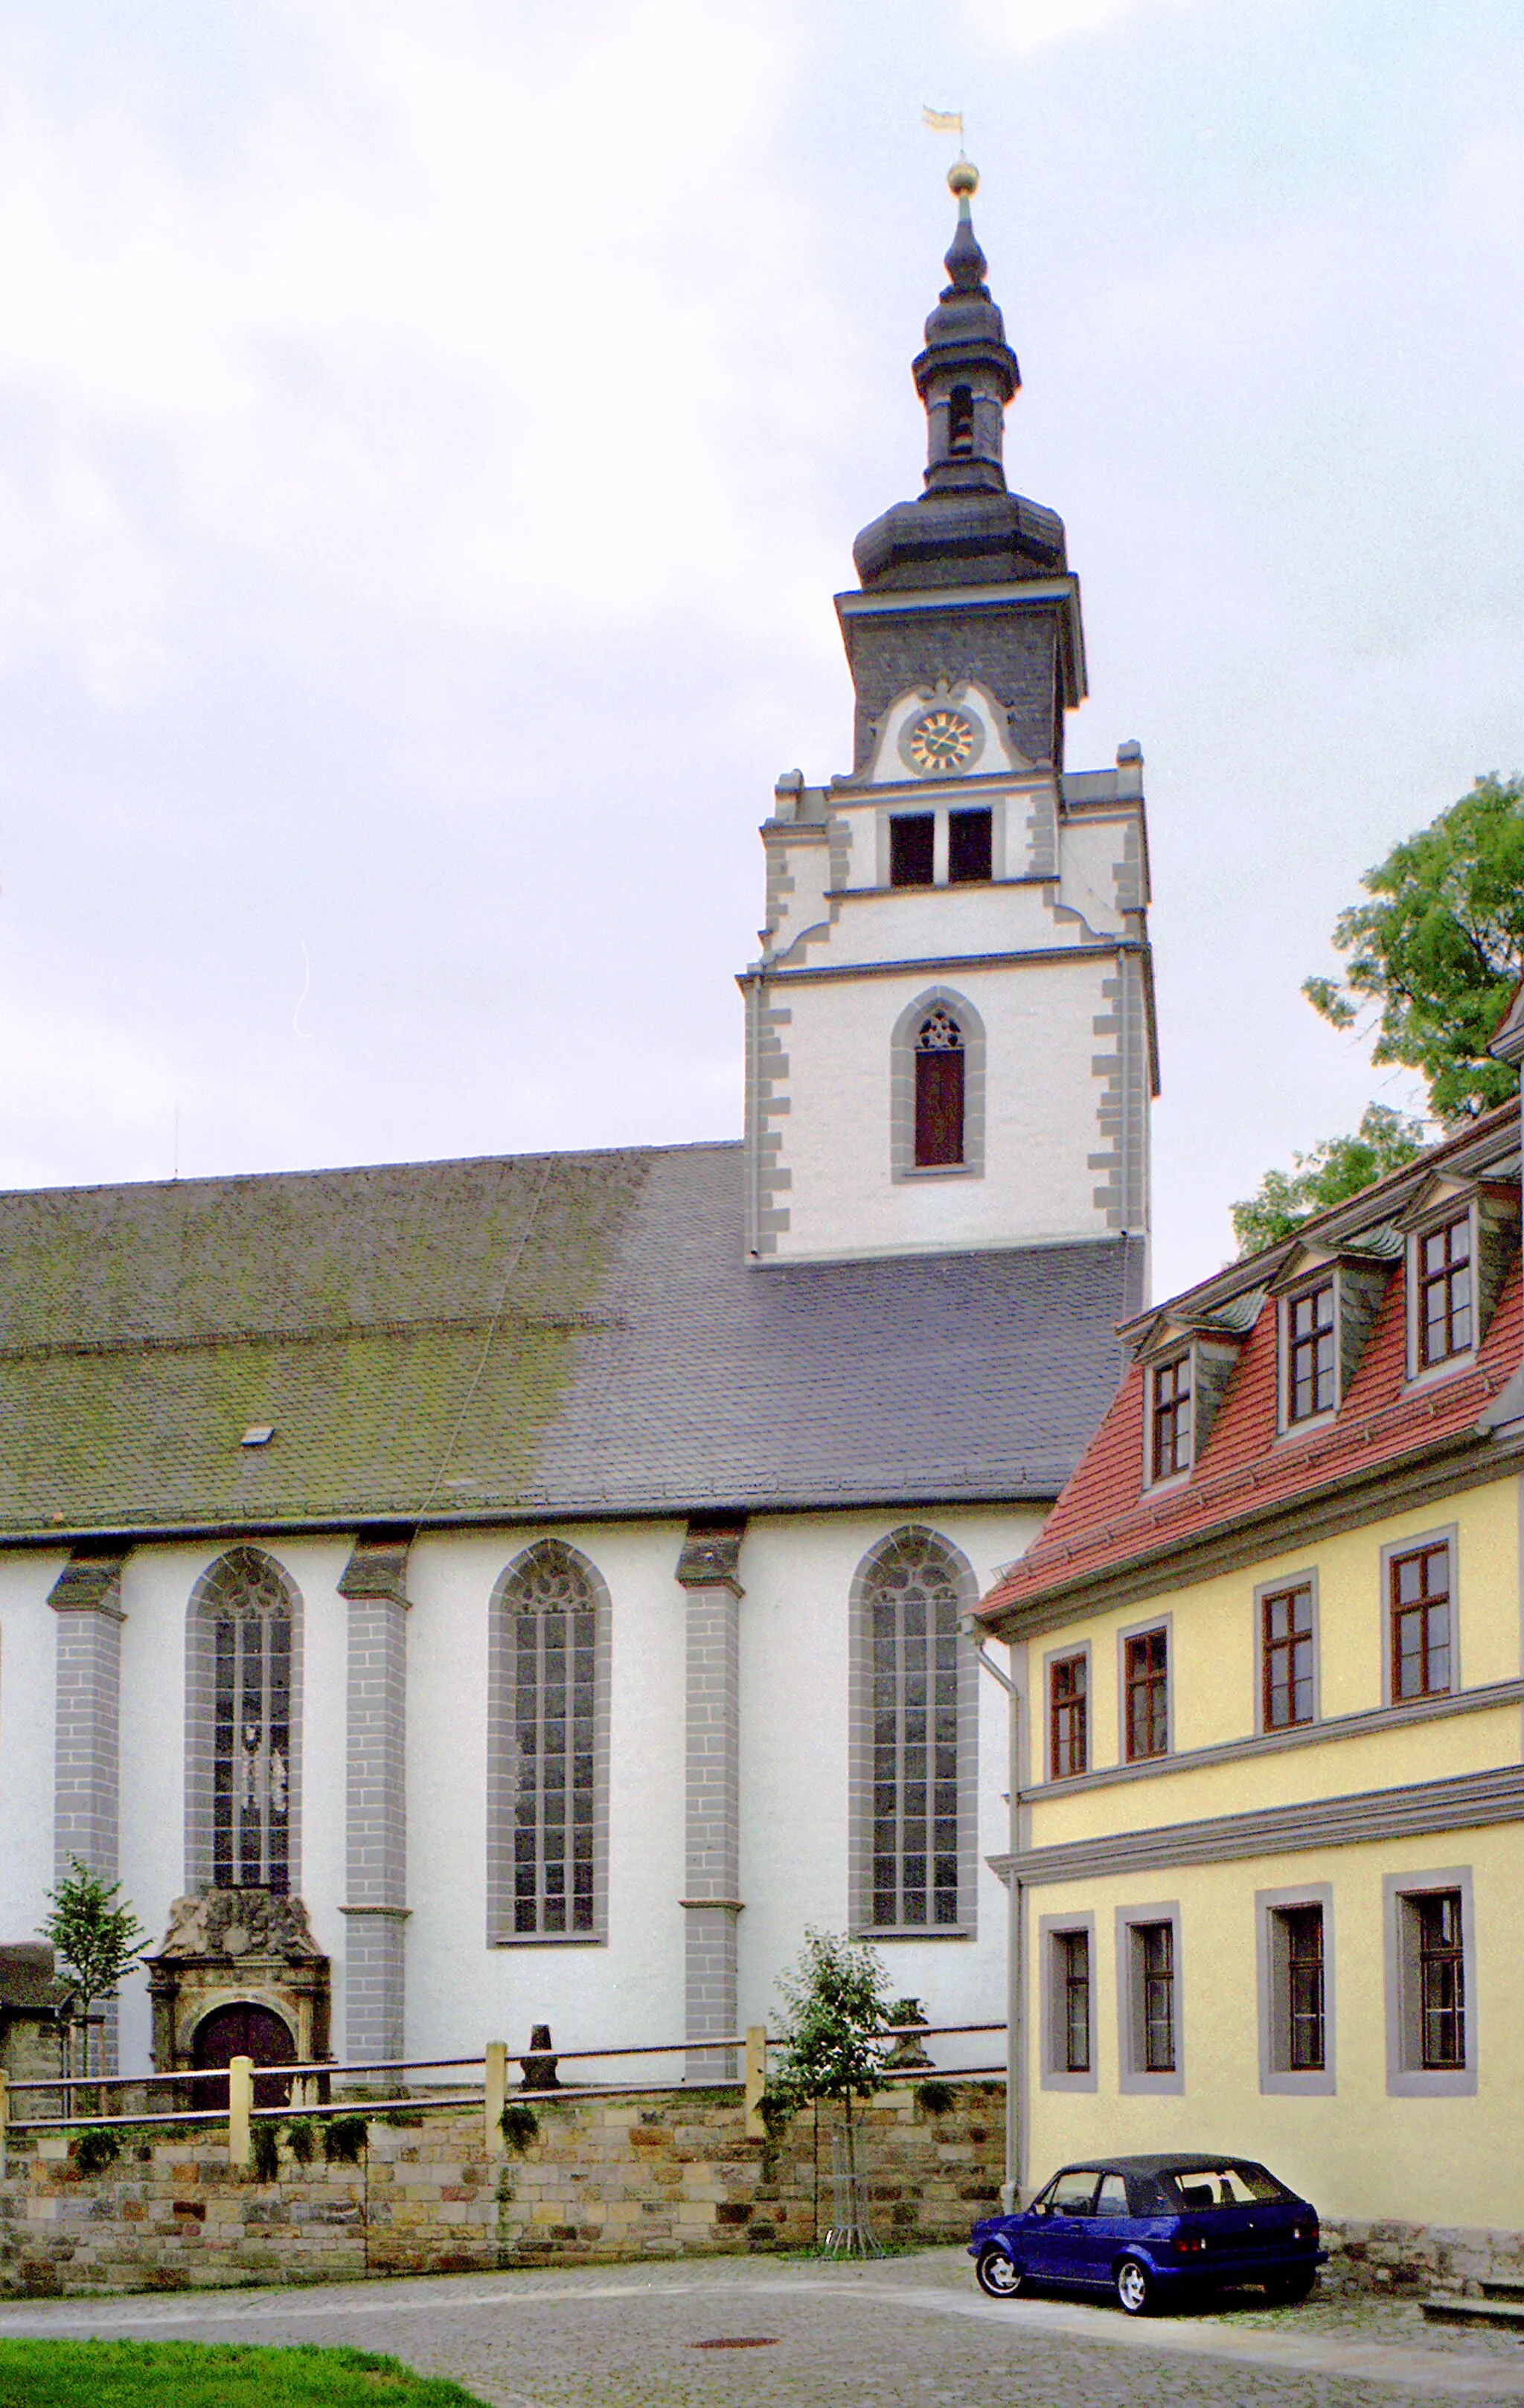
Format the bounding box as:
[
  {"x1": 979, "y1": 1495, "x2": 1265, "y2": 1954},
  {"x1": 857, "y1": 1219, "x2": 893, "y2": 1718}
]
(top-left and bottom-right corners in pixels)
[{"x1": 5, "y1": 2248, "x2": 1524, "y2": 2408}]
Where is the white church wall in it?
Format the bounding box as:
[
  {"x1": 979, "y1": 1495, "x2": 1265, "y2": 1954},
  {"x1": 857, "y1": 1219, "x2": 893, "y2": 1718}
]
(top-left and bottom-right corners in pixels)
[
  {"x1": 792, "y1": 873, "x2": 1098, "y2": 973},
  {"x1": 1058, "y1": 812, "x2": 1143, "y2": 928},
  {"x1": 737, "y1": 1505, "x2": 1036, "y2": 2060},
  {"x1": 0, "y1": 1553, "x2": 63, "y2": 1956},
  {"x1": 404, "y1": 1518, "x2": 691, "y2": 2073},
  {"x1": 3, "y1": 1501, "x2": 1031, "y2": 2082},
  {"x1": 769, "y1": 954, "x2": 1116, "y2": 1260}
]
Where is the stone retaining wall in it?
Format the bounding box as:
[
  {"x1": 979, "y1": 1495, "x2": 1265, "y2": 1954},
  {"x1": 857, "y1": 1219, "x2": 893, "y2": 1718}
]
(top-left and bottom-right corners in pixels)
[
  {"x1": 1319, "y1": 2218, "x2": 1524, "y2": 2299},
  {"x1": 0, "y1": 2082, "x2": 1006, "y2": 2298},
  {"x1": 7, "y1": 2091, "x2": 1505, "y2": 2303}
]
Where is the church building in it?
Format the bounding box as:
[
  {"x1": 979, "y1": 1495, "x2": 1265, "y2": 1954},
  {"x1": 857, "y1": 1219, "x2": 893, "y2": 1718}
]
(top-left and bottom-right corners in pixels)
[{"x1": 0, "y1": 167, "x2": 1156, "y2": 2090}]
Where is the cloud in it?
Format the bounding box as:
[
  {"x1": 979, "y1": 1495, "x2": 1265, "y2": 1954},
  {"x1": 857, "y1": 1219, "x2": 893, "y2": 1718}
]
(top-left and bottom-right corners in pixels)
[
  {"x1": 963, "y1": 0, "x2": 1206, "y2": 54},
  {"x1": 0, "y1": 0, "x2": 842, "y2": 710}
]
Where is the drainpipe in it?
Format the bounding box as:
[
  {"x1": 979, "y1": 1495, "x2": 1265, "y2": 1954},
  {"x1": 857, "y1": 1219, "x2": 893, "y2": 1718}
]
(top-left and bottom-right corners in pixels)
[{"x1": 978, "y1": 1639, "x2": 1023, "y2": 2212}]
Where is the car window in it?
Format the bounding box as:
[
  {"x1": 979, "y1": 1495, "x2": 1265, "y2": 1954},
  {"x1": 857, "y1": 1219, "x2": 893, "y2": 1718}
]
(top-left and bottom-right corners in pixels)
[
  {"x1": 1095, "y1": 2172, "x2": 1129, "y2": 2217},
  {"x1": 1048, "y1": 2170, "x2": 1099, "y2": 2218},
  {"x1": 1156, "y1": 2163, "x2": 1293, "y2": 2209}
]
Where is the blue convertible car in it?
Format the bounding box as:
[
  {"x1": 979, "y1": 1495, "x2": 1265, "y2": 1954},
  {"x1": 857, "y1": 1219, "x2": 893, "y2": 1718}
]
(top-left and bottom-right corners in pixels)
[{"x1": 970, "y1": 2154, "x2": 1325, "y2": 2315}]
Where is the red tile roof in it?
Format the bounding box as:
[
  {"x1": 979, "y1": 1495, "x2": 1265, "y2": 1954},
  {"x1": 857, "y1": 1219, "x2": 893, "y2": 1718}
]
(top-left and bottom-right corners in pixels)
[{"x1": 979, "y1": 1244, "x2": 1523, "y2": 1621}]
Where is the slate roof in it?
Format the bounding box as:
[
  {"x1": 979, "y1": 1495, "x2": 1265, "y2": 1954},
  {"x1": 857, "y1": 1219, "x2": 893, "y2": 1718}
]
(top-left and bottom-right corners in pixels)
[
  {"x1": 0, "y1": 1140, "x2": 1142, "y2": 1540},
  {"x1": 979, "y1": 1102, "x2": 1523, "y2": 1627}
]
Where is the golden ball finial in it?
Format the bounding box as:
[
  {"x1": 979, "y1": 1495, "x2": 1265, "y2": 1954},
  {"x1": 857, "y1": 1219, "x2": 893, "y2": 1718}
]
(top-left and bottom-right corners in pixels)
[{"x1": 947, "y1": 158, "x2": 979, "y2": 199}]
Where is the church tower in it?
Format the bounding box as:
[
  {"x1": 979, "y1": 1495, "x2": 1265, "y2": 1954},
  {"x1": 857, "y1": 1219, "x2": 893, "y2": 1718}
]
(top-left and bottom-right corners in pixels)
[{"x1": 741, "y1": 164, "x2": 1156, "y2": 1266}]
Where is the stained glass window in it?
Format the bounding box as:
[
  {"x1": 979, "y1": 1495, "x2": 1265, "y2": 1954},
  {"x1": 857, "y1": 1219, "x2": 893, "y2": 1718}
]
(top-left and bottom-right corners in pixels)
[
  {"x1": 503, "y1": 1542, "x2": 598, "y2": 1937},
  {"x1": 863, "y1": 1529, "x2": 964, "y2": 1930},
  {"x1": 197, "y1": 1549, "x2": 294, "y2": 1895}
]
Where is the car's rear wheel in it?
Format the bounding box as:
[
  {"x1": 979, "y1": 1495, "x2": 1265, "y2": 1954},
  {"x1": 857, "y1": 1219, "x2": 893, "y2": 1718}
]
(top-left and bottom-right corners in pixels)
[
  {"x1": 1266, "y1": 2268, "x2": 1316, "y2": 2305},
  {"x1": 1115, "y1": 2258, "x2": 1155, "y2": 2316},
  {"x1": 975, "y1": 2247, "x2": 1025, "y2": 2299}
]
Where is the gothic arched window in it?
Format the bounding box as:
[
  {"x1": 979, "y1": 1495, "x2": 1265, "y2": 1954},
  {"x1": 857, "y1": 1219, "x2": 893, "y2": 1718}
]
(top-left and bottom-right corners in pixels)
[
  {"x1": 187, "y1": 1548, "x2": 300, "y2": 1895},
  {"x1": 851, "y1": 1527, "x2": 978, "y2": 1933},
  {"x1": 487, "y1": 1541, "x2": 609, "y2": 1943},
  {"x1": 892, "y1": 987, "x2": 984, "y2": 1182},
  {"x1": 915, "y1": 1006, "x2": 966, "y2": 1167}
]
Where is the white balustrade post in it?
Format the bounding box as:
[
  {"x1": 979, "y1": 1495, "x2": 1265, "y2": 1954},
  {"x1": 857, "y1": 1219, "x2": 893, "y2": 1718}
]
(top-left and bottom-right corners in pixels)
[
  {"x1": 228, "y1": 2055, "x2": 254, "y2": 2169},
  {"x1": 744, "y1": 2024, "x2": 768, "y2": 2139},
  {"x1": 484, "y1": 2041, "x2": 508, "y2": 2157}
]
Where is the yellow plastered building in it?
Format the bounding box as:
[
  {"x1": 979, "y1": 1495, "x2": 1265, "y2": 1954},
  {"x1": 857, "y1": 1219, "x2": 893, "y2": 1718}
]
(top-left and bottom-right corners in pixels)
[{"x1": 978, "y1": 1076, "x2": 1524, "y2": 2267}]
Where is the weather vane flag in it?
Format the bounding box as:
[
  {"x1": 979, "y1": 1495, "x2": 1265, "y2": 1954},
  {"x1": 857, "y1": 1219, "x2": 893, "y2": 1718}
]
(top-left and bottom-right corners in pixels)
[{"x1": 922, "y1": 106, "x2": 964, "y2": 139}]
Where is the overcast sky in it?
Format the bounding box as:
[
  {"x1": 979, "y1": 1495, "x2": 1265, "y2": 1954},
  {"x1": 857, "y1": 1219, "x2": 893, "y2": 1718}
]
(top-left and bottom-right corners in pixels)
[{"x1": 0, "y1": 0, "x2": 1520, "y2": 1299}]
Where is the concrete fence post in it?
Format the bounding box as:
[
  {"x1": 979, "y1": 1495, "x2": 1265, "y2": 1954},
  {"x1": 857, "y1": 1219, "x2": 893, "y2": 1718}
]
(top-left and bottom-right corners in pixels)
[
  {"x1": 743, "y1": 2024, "x2": 767, "y2": 2138},
  {"x1": 228, "y1": 2055, "x2": 254, "y2": 2169},
  {"x1": 484, "y1": 2040, "x2": 508, "y2": 2155}
]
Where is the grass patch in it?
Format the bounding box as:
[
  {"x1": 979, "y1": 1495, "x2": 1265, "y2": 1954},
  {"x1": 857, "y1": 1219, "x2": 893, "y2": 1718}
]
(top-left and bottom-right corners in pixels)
[{"x1": 0, "y1": 2340, "x2": 487, "y2": 2407}]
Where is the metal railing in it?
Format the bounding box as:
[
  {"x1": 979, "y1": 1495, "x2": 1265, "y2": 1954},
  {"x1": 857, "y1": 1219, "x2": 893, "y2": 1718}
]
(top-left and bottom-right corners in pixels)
[{"x1": 0, "y1": 2020, "x2": 1004, "y2": 2173}]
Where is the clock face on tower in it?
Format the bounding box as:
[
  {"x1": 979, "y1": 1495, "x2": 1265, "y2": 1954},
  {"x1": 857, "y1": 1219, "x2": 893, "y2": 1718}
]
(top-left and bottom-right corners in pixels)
[{"x1": 900, "y1": 705, "x2": 983, "y2": 777}]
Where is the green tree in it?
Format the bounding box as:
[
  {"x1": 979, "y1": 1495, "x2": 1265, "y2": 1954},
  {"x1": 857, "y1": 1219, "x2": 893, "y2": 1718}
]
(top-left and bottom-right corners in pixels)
[
  {"x1": 1235, "y1": 774, "x2": 1524, "y2": 1256},
  {"x1": 41, "y1": 1858, "x2": 146, "y2": 2089},
  {"x1": 1304, "y1": 774, "x2": 1524, "y2": 1121},
  {"x1": 768, "y1": 1928, "x2": 891, "y2": 2251},
  {"x1": 1231, "y1": 1104, "x2": 1427, "y2": 1255}
]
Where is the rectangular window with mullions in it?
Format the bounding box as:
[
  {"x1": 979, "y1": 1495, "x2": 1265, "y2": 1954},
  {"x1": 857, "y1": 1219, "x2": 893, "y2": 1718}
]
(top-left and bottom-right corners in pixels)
[
  {"x1": 1418, "y1": 1213, "x2": 1473, "y2": 1367},
  {"x1": 1386, "y1": 1869, "x2": 1476, "y2": 2096},
  {"x1": 1387, "y1": 1537, "x2": 1454, "y2": 1702},
  {"x1": 1260, "y1": 1580, "x2": 1315, "y2": 1730},
  {"x1": 1258, "y1": 1884, "x2": 1335, "y2": 2095},
  {"x1": 1117, "y1": 1902, "x2": 1183, "y2": 2092},
  {"x1": 1123, "y1": 1625, "x2": 1169, "y2": 1762},
  {"x1": 1150, "y1": 1353, "x2": 1191, "y2": 1481},
  {"x1": 1287, "y1": 1281, "x2": 1336, "y2": 1421},
  {"x1": 1039, "y1": 1913, "x2": 1097, "y2": 2091},
  {"x1": 1048, "y1": 1650, "x2": 1088, "y2": 1779}
]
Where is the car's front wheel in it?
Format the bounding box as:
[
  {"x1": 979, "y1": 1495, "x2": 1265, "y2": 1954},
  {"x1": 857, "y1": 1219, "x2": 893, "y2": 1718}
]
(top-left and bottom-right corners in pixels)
[
  {"x1": 1115, "y1": 2258, "x2": 1155, "y2": 2316},
  {"x1": 975, "y1": 2247, "x2": 1025, "y2": 2300}
]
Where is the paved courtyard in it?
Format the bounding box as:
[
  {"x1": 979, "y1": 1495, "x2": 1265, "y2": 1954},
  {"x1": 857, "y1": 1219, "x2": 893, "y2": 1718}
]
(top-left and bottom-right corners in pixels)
[{"x1": 5, "y1": 2247, "x2": 1524, "y2": 2407}]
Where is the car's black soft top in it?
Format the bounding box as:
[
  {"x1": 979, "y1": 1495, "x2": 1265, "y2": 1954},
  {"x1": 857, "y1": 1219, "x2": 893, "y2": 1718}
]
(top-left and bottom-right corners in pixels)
[{"x1": 1053, "y1": 2154, "x2": 1271, "y2": 2176}]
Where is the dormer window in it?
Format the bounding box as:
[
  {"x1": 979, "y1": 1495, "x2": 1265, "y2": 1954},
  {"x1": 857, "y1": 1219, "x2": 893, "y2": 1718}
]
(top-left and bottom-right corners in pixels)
[
  {"x1": 1418, "y1": 1213, "x2": 1472, "y2": 1368},
  {"x1": 1287, "y1": 1281, "x2": 1336, "y2": 1422},
  {"x1": 1400, "y1": 1178, "x2": 1516, "y2": 1384},
  {"x1": 1150, "y1": 1354, "x2": 1192, "y2": 1483}
]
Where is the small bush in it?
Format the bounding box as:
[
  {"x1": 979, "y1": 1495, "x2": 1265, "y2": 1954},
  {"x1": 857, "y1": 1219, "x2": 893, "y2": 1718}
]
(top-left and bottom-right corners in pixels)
[
  {"x1": 72, "y1": 2126, "x2": 121, "y2": 2176},
  {"x1": 284, "y1": 2117, "x2": 316, "y2": 2165},
  {"x1": 250, "y1": 2122, "x2": 280, "y2": 2182},
  {"x1": 499, "y1": 2101, "x2": 540, "y2": 2154},
  {"x1": 323, "y1": 2113, "x2": 369, "y2": 2165},
  {"x1": 915, "y1": 2080, "x2": 955, "y2": 2116},
  {"x1": 755, "y1": 2089, "x2": 794, "y2": 2142},
  {"x1": 381, "y1": 2107, "x2": 423, "y2": 2128}
]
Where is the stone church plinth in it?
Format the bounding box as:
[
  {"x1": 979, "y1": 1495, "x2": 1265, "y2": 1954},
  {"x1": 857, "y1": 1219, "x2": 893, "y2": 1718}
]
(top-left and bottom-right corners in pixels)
[{"x1": 147, "y1": 1890, "x2": 330, "y2": 2073}]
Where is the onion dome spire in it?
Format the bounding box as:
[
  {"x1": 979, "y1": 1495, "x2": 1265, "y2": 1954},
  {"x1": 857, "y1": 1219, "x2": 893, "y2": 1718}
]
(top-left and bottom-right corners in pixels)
[
  {"x1": 914, "y1": 160, "x2": 1020, "y2": 497},
  {"x1": 852, "y1": 161, "x2": 1066, "y2": 592}
]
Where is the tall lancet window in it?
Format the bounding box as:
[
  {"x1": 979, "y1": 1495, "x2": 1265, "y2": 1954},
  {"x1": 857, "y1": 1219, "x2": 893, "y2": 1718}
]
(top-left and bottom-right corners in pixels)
[
  {"x1": 915, "y1": 1006, "x2": 966, "y2": 1167},
  {"x1": 487, "y1": 1541, "x2": 610, "y2": 1945},
  {"x1": 851, "y1": 1528, "x2": 978, "y2": 1935},
  {"x1": 187, "y1": 1548, "x2": 299, "y2": 1895}
]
